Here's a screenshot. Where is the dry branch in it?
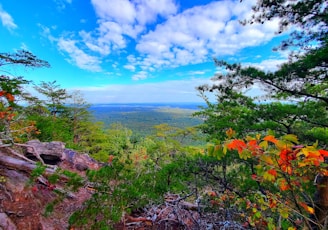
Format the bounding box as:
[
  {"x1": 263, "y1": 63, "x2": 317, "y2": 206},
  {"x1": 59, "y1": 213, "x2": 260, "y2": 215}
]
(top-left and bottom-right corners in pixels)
[{"x1": 0, "y1": 154, "x2": 56, "y2": 175}]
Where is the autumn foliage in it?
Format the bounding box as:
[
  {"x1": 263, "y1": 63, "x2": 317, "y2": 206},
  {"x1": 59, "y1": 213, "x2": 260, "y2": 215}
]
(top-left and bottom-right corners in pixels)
[{"x1": 207, "y1": 129, "x2": 328, "y2": 229}]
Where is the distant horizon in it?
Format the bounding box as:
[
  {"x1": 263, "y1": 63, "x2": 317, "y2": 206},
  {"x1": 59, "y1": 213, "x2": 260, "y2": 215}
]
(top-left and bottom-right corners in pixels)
[
  {"x1": 89, "y1": 101, "x2": 206, "y2": 105},
  {"x1": 88, "y1": 101, "x2": 206, "y2": 110}
]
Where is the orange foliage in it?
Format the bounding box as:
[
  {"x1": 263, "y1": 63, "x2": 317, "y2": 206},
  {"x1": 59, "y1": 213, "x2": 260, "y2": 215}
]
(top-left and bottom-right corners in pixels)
[
  {"x1": 263, "y1": 135, "x2": 278, "y2": 144},
  {"x1": 5, "y1": 93, "x2": 15, "y2": 102},
  {"x1": 227, "y1": 139, "x2": 247, "y2": 154},
  {"x1": 278, "y1": 149, "x2": 296, "y2": 174},
  {"x1": 108, "y1": 155, "x2": 114, "y2": 164},
  {"x1": 267, "y1": 169, "x2": 277, "y2": 177},
  {"x1": 278, "y1": 179, "x2": 290, "y2": 191},
  {"x1": 219, "y1": 130, "x2": 328, "y2": 228},
  {"x1": 318, "y1": 150, "x2": 328, "y2": 157},
  {"x1": 299, "y1": 202, "x2": 315, "y2": 214},
  {"x1": 247, "y1": 139, "x2": 261, "y2": 155},
  {"x1": 225, "y1": 128, "x2": 236, "y2": 138}
]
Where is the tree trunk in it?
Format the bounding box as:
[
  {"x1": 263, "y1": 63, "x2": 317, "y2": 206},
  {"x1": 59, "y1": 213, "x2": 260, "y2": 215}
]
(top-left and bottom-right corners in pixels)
[{"x1": 314, "y1": 175, "x2": 328, "y2": 228}]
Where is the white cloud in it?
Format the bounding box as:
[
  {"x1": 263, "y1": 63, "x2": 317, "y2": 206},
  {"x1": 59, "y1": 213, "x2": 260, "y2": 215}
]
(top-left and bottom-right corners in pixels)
[
  {"x1": 78, "y1": 0, "x2": 178, "y2": 61},
  {"x1": 91, "y1": 0, "x2": 136, "y2": 24},
  {"x1": 57, "y1": 37, "x2": 102, "y2": 72},
  {"x1": 91, "y1": 0, "x2": 177, "y2": 25},
  {"x1": 188, "y1": 71, "x2": 206, "y2": 75},
  {"x1": 132, "y1": 0, "x2": 280, "y2": 74},
  {"x1": 0, "y1": 5, "x2": 17, "y2": 31},
  {"x1": 245, "y1": 58, "x2": 287, "y2": 72},
  {"x1": 132, "y1": 71, "x2": 148, "y2": 80},
  {"x1": 41, "y1": 0, "x2": 284, "y2": 80},
  {"x1": 124, "y1": 64, "x2": 136, "y2": 72},
  {"x1": 53, "y1": 0, "x2": 72, "y2": 10}
]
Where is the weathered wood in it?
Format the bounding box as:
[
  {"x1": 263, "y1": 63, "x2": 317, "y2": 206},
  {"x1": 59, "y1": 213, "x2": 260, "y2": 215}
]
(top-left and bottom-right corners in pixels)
[
  {"x1": 14, "y1": 143, "x2": 45, "y2": 164},
  {"x1": 0, "y1": 154, "x2": 56, "y2": 176}
]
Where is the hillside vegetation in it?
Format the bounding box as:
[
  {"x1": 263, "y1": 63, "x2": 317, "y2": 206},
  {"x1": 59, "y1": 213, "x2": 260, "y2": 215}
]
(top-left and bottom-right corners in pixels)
[{"x1": 0, "y1": 0, "x2": 328, "y2": 229}]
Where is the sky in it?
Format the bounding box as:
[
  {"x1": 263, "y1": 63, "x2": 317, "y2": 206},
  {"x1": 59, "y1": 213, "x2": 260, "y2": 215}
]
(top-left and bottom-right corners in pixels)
[{"x1": 0, "y1": 0, "x2": 289, "y2": 104}]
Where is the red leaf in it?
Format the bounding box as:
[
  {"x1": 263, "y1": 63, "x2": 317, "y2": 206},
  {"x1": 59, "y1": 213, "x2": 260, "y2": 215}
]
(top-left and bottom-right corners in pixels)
[
  {"x1": 5, "y1": 93, "x2": 15, "y2": 102},
  {"x1": 279, "y1": 179, "x2": 290, "y2": 191},
  {"x1": 108, "y1": 155, "x2": 114, "y2": 164},
  {"x1": 319, "y1": 149, "x2": 328, "y2": 157},
  {"x1": 267, "y1": 169, "x2": 277, "y2": 177},
  {"x1": 227, "y1": 139, "x2": 247, "y2": 154}
]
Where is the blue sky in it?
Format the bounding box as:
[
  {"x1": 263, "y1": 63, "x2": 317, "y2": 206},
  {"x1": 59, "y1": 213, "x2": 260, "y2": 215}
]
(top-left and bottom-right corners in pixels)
[{"x1": 0, "y1": 0, "x2": 288, "y2": 104}]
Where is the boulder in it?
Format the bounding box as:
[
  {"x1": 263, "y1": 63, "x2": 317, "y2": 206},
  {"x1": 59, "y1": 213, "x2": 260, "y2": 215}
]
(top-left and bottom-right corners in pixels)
[
  {"x1": 61, "y1": 149, "x2": 101, "y2": 171},
  {"x1": 25, "y1": 140, "x2": 65, "y2": 164}
]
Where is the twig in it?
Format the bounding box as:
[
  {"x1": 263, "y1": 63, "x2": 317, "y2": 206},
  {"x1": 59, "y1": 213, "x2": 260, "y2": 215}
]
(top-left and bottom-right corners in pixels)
[
  {"x1": 14, "y1": 143, "x2": 45, "y2": 165},
  {"x1": 6, "y1": 147, "x2": 37, "y2": 164}
]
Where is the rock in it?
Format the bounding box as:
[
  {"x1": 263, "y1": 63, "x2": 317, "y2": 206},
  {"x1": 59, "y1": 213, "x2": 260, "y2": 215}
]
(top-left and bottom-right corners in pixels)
[
  {"x1": 25, "y1": 140, "x2": 65, "y2": 164},
  {"x1": 61, "y1": 149, "x2": 101, "y2": 171},
  {"x1": 75, "y1": 163, "x2": 89, "y2": 171},
  {"x1": 38, "y1": 216, "x2": 57, "y2": 230},
  {"x1": 0, "y1": 212, "x2": 17, "y2": 230},
  {"x1": 0, "y1": 140, "x2": 104, "y2": 230},
  {"x1": 3, "y1": 169, "x2": 29, "y2": 194}
]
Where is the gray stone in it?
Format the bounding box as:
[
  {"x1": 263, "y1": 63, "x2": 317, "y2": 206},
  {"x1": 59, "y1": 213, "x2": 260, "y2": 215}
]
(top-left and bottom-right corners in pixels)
[
  {"x1": 25, "y1": 140, "x2": 65, "y2": 163},
  {"x1": 0, "y1": 212, "x2": 17, "y2": 230}
]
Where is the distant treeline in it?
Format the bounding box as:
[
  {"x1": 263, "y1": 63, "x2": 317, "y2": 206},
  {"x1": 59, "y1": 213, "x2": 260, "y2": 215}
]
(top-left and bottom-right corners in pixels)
[{"x1": 89, "y1": 103, "x2": 204, "y2": 136}]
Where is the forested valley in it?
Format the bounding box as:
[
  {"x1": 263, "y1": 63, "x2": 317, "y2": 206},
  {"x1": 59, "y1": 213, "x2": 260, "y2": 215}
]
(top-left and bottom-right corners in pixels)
[{"x1": 0, "y1": 0, "x2": 328, "y2": 229}]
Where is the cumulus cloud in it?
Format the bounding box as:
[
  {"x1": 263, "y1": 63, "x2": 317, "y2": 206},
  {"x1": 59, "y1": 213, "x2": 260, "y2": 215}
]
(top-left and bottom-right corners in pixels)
[
  {"x1": 58, "y1": 37, "x2": 102, "y2": 72},
  {"x1": 250, "y1": 59, "x2": 287, "y2": 72},
  {"x1": 91, "y1": 0, "x2": 177, "y2": 25},
  {"x1": 41, "y1": 0, "x2": 284, "y2": 79},
  {"x1": 132, "y1": 71, "x2": 148, "y2": 80},
  {"x1": 134, "y1": 0, "x2": 280, "y2": 72},
  {"x1": 124, "y1": 64, "x2": 136, "y2": 72},
  {"x1": 79, "y1": 0, "x2": 178, "y2": 57},
  {"x1": 0, "y1": 5, "x2": 17, "y2": 31}
]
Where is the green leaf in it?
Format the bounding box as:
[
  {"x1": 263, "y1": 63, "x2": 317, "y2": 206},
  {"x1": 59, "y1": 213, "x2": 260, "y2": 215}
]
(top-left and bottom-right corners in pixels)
[
  {"x1": 279, "y1": 207, "x2": 289, "y2": 219},
  {"x1": 239, "y1": 150, "x2": 252, "y2": 160},
  {"x1": 282, "y1": 134, "x2": 299, "y2": 144},
  {"x1": 254, "y1": 211, "x2": 262, "y2": 219},
  {"x1": 259, "y1": 140, "x2": 268, "y2": 150},
  {"x1": 207, "y1": 145, "x2": 214, "y2": 156}
]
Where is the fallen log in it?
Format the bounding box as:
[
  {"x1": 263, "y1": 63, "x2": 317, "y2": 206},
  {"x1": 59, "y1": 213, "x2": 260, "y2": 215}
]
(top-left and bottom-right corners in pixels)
[{"x1": 0, "y1": 154, "x2": 56, "y2": 176}]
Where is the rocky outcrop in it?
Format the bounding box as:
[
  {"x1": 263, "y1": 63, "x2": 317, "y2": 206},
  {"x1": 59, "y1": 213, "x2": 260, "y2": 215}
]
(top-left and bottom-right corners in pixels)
[
  {"x1": 0, "y1": 140, "x2": 102, "y2": 230},
  {"x1": 60, "y1": 149, "x2": 101, "y2": 172},
  {"x1": 25, "y1": 140, "x2": 65, "y2": 164},
  {"x1": 23, "y1": 140, "x2": 101, "y2": 172}
]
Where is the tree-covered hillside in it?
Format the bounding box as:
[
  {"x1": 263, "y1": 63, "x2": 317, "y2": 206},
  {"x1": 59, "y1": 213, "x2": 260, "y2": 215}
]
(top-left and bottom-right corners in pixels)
[{"x1": 90, "y1": 104, "x2": 203, "y2": 136}]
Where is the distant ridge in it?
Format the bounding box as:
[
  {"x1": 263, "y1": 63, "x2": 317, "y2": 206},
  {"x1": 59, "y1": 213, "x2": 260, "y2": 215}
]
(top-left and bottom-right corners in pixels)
[
  {"x1": 89, "y1": 102, "x2": 204, "y2": 136},
  {"x1": 89, "y1": 102, "x2": 206, "y2": 111}
]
